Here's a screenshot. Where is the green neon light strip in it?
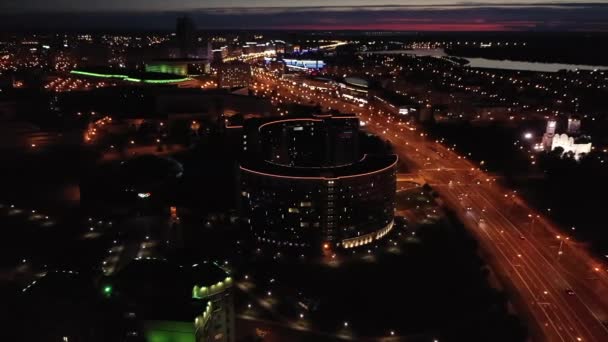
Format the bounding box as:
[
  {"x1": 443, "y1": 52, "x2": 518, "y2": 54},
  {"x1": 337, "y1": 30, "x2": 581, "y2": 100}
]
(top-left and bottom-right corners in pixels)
[{"x1": 70, "y1": 70, "x2": 190, "y2": 84}]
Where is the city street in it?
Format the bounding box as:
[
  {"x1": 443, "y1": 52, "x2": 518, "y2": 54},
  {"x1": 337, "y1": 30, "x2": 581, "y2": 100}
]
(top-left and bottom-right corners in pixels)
[
  {"x1": 254, "y1": 70, "x2": 608, "y2": 341},
  {"x1": 5, "y1": 8, "x2": 608, "y2": 342}
]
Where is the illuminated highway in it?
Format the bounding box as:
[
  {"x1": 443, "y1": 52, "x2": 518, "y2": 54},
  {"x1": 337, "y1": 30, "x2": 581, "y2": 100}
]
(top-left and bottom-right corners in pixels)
[{"x1": 253, "y1": 69, "x2": 608, "y2": 341}]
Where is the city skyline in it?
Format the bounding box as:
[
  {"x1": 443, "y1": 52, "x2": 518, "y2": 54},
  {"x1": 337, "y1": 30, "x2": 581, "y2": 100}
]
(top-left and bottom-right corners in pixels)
[{"x1": 3, "y1": 2, "x2": 608, "y2": 341}]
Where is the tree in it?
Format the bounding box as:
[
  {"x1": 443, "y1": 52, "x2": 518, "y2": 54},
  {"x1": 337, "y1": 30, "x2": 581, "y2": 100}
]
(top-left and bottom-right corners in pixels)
[
  {"x1": 563, "y1": 151, "x2": 575, "y2": 160},
  {"x1": 551, "y1": 146, "x2": 564, "y2": 156}
]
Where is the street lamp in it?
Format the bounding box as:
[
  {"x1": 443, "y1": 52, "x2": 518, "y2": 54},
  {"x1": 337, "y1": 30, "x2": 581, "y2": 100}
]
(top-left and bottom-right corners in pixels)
[
  {"x1": 512, "y1": 253, "x2": 523, "y2": 267},
  {"x1": 528, "y1": 214, "x2": 539, "y2": 234},
  {"x1": 556, "y1": 235, "x2": 567, "y2": 258}
]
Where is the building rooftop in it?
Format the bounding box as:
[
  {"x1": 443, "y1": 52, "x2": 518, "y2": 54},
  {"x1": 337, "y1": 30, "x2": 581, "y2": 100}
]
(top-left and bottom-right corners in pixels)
[
  {"x1": 18, "y1": 270, "x2": 117, "y2": 341},
  {"x1": 376, "y1": 89, "x2": 419, "y2": 107},
  {"x1": 71, "y1": 67, "x2": 191, "y2": 83},
  {"x1": 118, "y1": 155, "x2": 183, "y2": 187},
  {"x1": 343, "y1": 76, "x2": 370, "y2": 89},
  {"x1": 114, "y1": 258, "x2": 229, "y2": 297},
  {"x1": 148, "y1": 58, "x2": 208, "y2": 63},
  {"x1": 241, "y1": 154, "x2": 397, "y2": 179},
  {"x1": 23, "y1": 270, "x2": 93, "y2": 301},
  {"x1": 244, "y1": 111, "x2": 356, "y2": 127}
]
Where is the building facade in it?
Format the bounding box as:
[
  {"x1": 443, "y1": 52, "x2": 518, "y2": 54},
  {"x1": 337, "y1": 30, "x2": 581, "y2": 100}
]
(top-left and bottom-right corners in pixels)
[
  {"x1": 542, "y1": 119, "x2": 557, "y2": 150},
  {"x1": 551, "y1": 133, "x2": 592, "y2": 160},
  {"x1": 239, "y1": 115, "x2": 397, "y2": 252},
  {"x1": 111, "y1": 259, "x2": 235, "y2": 342},
  {"x1": 176, "y1": 16, "x2": 196, "y2": 59},
  {"x1": 192, "y1": 270, "x2": 235, "y2": 342},
  {"x1": 218, "y1": 62, "x2": 252, "y2": 88},
  {"x1": 567, "y1": 116, "x2": 581, "y2": 135}
]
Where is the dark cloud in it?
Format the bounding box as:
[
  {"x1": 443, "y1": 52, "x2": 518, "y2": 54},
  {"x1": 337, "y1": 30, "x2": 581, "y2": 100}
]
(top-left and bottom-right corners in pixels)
[{"x1": 1, "y1": 3, "x2": 607, "y2": 31}]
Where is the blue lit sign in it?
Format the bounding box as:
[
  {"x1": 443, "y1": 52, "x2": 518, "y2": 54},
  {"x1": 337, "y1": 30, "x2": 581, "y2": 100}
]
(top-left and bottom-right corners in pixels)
[{"x1": 283, "y1": 59, "x2": 326, "y2": 70}]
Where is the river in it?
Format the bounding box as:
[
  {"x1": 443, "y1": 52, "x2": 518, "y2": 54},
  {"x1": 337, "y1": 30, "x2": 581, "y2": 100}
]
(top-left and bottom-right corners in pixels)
[{"x1": 360, "y1": 48, "x2": 608, "y2": 72}]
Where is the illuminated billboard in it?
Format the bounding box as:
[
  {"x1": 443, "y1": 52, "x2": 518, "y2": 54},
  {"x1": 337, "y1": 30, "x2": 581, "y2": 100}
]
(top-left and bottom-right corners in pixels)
[{"x1": 283, "y1": 59, "x2": 326, "y2": 70}]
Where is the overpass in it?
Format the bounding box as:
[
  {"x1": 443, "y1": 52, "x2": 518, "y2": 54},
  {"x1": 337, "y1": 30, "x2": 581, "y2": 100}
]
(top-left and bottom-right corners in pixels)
[{"x1": 396, "y1": 173, "x2": 426, "y2": 185}]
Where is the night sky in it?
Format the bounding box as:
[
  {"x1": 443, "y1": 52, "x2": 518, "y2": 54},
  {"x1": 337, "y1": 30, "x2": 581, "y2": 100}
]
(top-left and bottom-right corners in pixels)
[{"x1": 2, "y1": 1, "x2": 608, "y2": 31}]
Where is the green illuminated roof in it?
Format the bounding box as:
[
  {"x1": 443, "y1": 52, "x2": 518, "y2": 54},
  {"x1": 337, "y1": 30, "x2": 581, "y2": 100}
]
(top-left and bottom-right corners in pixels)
[
  {"x1": 70, "y1": 69, "x2": 191, "y2": 84},
  {"x1": 144, "y1": 320, "x2": 196, "y2": 342}
]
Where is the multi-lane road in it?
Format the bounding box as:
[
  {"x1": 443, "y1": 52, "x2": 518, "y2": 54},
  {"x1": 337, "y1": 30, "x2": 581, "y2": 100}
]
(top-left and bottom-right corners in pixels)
[{"x1": 253, "y1": 70, "x2": 608, "y2": 341}]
